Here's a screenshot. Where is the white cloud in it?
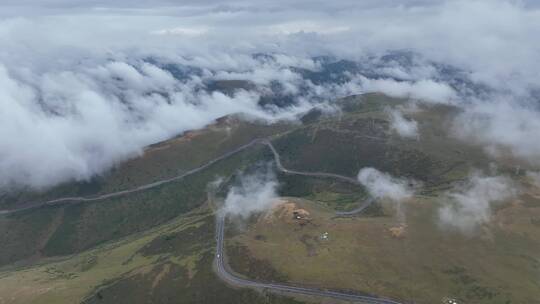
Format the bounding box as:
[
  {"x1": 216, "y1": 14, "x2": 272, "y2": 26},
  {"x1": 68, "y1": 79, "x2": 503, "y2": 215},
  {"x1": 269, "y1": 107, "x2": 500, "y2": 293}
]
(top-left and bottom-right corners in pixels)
[
  {"x1": 438, "y1": 173, "x2": 517, "y2": 233},
  {"x1": 452, "y1": 100, "x2": 540, "y2": 165},
  {"x1": 268, "y1": 21, "x2": 350, "y2": 35},
  {"x1": 222, "y1": 167, "x2": 280, "y2": 219},
  {"x1": 0, "y1": 0, "x2": 540, "y2": 192},
  {"x1": 0, "y1": 60, "x2": 312, "y2": 190},
  {"x1": 151, "y1": 27, "x2": 209, "y2": 37},
  {"x1": 357, "y1": 167, "x2": 414, "y2": 202},
  {"x1": 526, "y1": 171, "x2": 540, "y2": 187},
  {"x1": 386, "y1": 107, "x2": 419, "y2": 139},
  {"x1": 358, "y1": 77, "x2": 457, "y2": 104}
]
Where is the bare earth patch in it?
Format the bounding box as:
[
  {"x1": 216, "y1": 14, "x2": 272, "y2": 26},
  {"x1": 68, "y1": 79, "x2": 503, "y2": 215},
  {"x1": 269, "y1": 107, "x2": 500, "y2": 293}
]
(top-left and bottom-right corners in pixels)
[{"x1": 231, "y1": 195, "x2": 540, "y2": 304}]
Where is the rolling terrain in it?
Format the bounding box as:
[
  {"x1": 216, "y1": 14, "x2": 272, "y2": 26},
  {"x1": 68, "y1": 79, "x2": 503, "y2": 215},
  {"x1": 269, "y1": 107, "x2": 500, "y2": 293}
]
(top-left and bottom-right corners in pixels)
[{"x1": 0, "y1": 93, "x2": 538, "y2": 304}]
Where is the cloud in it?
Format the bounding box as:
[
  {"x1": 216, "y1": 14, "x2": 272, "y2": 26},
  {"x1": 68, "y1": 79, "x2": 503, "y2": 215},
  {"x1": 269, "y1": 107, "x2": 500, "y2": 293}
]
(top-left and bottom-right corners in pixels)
[
  {"x1": 357, "y1": 167, "x2": 414, "y2": 202},
  {"x1": 1, "y1": 0, "x2": 540, "y2": 192},
  {"x1": 452, "y1": 99, "x2": 540, "y2": 165},
  {"x1": 268, "y1": 21, "x2": 350, "y2": 35},
  {"x1": 526, "y1": 171, "x2": 540, "y2": 187},
  {"x1": 438, "y1": 173, "x2": 517, "y2": 233},
  {"x1": 386, "y1": 106, "x2": 419, "y2": 139},
  {"x1": 358, "y1": 77, "x2": 457, "y2": 104},
  {"x1": 221, "y1": 166, "x2": 280, "y2": 219},
  {"x1": 151, "y1": 27, "x2": 209, "y2": 37},
  {"x1": 0, "y1": 59, "x2": 313, "y2": 190}
]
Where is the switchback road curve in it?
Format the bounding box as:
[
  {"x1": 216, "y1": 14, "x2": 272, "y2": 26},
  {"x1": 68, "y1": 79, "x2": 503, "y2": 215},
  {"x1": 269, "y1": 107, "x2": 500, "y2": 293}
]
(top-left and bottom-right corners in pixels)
[
  {"x1": 214, "y1": 214, "x2": 402, "y2": 304},
  {"x1": 0, "y1": 139, "x2": 264, "y2": 215},
  {"x1": 1, "y1": 138, "x2": 369, "y2": 215},
  {"x1": 214, "y1": 141, "x2": 402, "y2": 303},
  {"x1": 1, "y1": 136, "x2": 402, "y2": 303}
]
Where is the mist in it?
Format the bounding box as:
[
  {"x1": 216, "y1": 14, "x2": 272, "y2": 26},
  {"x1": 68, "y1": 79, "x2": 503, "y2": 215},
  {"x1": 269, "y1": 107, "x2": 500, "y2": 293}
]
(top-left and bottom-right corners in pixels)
[
  {"x1": 438, "y1": 173, "x2": 517, "y2": 233},
  {"x1": 386, "y1": 107, "x2": 419, "y2": 139},
  {"x1": 221, "y1": 167, "x2": 280, "y2": 219},
  {"x1": 1, "y1": 0, "x2": 540, "y2": 191},
  {"x1": 527, "y1": 171, "x2": 540, "y2": 187},
  {"x1": 357, "y1": 167, "x2": 415, "y2": 202},
  {"x1": 357, "y1": 167, "x2": 415, "y2": 222}
]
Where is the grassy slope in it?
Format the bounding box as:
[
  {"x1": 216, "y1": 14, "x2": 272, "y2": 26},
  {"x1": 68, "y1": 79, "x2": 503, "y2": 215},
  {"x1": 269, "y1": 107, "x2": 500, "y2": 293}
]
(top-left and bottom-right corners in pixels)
[
  {"x1": 224, "y1": 94, "x2": 540, "y2": 303},
  {"x1": 231, "y1": 193, "x2": 540, "y2": 304},
  {"x1": 2, "y1": 93, "x2": 537, "y2": 304},
  {"x1": 0, "y1": 118, "x2": 291, "y2": 267},
  {"x1": 0, "y1": 206, "x2": 306, "y2": 304},
  {"x1": 0, "y1": 117, "x2": 292, "y2": 210},
  {"x1": 274, "y1": 94, "x2": 491, "y2": 190}
]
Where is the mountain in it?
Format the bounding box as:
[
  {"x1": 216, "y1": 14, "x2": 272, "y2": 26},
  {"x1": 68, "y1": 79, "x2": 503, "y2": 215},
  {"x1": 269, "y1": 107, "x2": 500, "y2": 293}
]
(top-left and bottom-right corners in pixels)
[{"x1": 0, "y1": 93, "x2": 539, "y2": 304}]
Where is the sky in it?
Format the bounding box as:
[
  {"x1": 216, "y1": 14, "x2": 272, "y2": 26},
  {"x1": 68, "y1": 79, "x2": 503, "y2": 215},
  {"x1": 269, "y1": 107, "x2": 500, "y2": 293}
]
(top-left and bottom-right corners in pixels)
[{"x1": 1, "y1": 0, "x2": 539, "y2": 190}]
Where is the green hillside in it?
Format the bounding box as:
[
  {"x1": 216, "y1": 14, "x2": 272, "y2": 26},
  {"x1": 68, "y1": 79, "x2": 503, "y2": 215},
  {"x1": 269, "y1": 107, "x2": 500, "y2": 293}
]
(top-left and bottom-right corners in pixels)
[{"x1": 1, "y1": 93, "x2": 538, "y2": 304}]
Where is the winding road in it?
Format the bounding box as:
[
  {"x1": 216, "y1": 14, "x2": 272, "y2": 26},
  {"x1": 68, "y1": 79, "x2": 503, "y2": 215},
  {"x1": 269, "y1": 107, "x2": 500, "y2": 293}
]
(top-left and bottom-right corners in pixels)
[
  {"x1": 215, "y1": 214, "x2": 401, "y2": 304},
  {"x1": 0, "y1": 139, "x2": 264, "y2": 215},
  {"x1": 1, "y1": 138, "x2": 364, "y2": 216},
  {"x1": 214, "y1": 140, "x2": 403, "y2": 303},
  {"x1": 1, "y1": 137, "x2": 403, "y2": 303},
  {"x1": 262, "y1": 139, "x2": 361, "y2": 186}
]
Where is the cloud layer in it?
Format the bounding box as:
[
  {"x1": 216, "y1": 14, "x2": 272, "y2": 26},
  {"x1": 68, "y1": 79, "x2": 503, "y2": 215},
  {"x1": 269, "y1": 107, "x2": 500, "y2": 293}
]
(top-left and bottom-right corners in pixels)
[
  {"x1": 222, "y1": 167, "x2": 280, "y2": 219},
  {"x1": 1, "y1": 0, "x2": 540, "y2": 190},
  {"x1": 0, "y1": 59, "x2": 316, "y2": 190},
  {"x1": 452, "y1": 100, "x2": 540, "y2": 165},
  {"x1": 438, "y1": 173, "x2": 517, "y2": 233},
  {"x1": 357, "y1": 167, "x2": 414, "y2": 202},
  {"x1": 386, "y1": 107, "x2": 419, "y2": 139}
]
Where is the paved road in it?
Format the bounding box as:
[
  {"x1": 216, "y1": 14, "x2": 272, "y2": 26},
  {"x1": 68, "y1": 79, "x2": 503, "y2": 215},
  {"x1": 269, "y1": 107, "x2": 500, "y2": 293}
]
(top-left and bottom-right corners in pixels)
[
  {"x1": 1, "y1": 135, "x2": 401, "y2": 302},
  {"x1": 261, "y1": 139, "x2": 361, "y2": 185},
  {"x1": 261, "y1": 139, "x2": 373, "y2": 217},
  {"x1": 0, "y1": 139, "x2": 264, "y2": 215},
  {"x1": 1, "y1": 138, "x2": 365, "y2": 216},
  {"x1": 215, "y1": 214, "x2": 401, "y2": 304},
  {"x1": 215, "y1": 140, "x2": 404, "y2": 303},
  {"x1": 334, "y1": 197, "x2": 375, "y2": 216}
]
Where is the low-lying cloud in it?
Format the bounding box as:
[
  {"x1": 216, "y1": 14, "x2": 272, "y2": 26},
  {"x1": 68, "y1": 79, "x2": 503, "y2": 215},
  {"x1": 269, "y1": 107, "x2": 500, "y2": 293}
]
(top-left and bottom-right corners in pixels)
[
  {"x1": 357, "y1": 167, "x2": 414, "y2": 202},
  {"x1": 526, "y1": 171, "x2": 540, "y2": 188},
  {"x1": 1, "y1": 0, "x2": 540, "y2": 192},
  {"x1": 452, "y1": 100, "x2": 540, "y2": 165},
  {"x1": 438, "y1": 173, "x2": 517, "y2": 233},
  {"x1": 386, "y1": 107, "x2": 419, "y2": 139},
  {"x1": 359, "y1": 78, "x2": 457, "y2": 104},
  {"x1": 0, "y1": 59, "x2": 315, "y2": 190},
  {"x1": 222, "y1": 167, "x2": 280, "y2": 219}
]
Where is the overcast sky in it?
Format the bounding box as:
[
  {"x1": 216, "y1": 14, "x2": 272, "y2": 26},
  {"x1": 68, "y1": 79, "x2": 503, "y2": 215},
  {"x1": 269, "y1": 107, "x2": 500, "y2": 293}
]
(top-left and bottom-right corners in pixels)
[{"x1": 1, "y1": 0, "x2": 539, "y2": 190}]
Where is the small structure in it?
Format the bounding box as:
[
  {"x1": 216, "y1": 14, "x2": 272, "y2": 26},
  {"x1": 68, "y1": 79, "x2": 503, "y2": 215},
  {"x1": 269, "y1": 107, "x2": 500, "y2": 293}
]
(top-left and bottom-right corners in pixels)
[
  {"x1": 293, "y1": 211, "x2": 307, "y2": 220},
  {"x1": 320, "y1": 232, "x2": 329, "y2": 240},
  {"x1": 263, "y1": 201, "x2": 311, "y2": 225},
  {"x1": 388, "y1": 224, "x2": 407, "y2": 239},
  {"x1": 442, "y1": 298, "x2": 459, "y2": 304}
]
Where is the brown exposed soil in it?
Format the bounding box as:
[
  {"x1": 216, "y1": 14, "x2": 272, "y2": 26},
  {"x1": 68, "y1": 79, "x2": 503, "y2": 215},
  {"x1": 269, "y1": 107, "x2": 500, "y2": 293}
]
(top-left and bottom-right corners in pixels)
[
  {"x1": 388, "y1": 224, "x2": 407, "y2": 239},
  {"x1": 262, "y1": 200, "x2": 311, "y2": 225}
]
